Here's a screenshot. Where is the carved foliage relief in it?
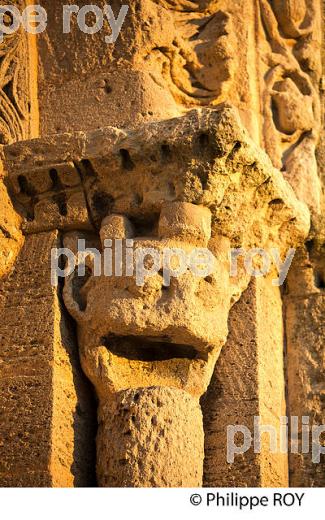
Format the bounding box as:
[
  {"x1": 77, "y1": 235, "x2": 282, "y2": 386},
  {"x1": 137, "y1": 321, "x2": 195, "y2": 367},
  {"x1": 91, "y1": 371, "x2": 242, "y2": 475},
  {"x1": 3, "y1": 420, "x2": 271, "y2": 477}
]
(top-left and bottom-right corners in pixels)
[
  {"x1": 258, "y1": 0, "x2": 322, "y2": 212},
  {"x1": 148, "y1": 0, "x2": 237, "y2": 105},
  {"x1": 0, "y1": 0, "x2": 31, "y2": 144}
]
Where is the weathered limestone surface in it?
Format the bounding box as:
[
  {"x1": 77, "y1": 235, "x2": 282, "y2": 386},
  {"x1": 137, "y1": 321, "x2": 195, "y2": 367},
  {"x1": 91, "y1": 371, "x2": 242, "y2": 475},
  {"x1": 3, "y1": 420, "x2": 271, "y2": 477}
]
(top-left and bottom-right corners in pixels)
[
  {"x1": 257, "y1": 0, "x2": 322, "y2": 214},
  {"x1": 0, "y1": 0, "x2": 38, "y2": 277},
  {"x1": 0, "y1": 0, "x2": 323, "y2": 488},
  {"x1": 285, "y1": 243, "x2": 325, "y2": 487},
  {"x1": 13, "y1": 0, "x2": 325, "y2": 487},
  {"x1": 4, "y1": 106, "x2": 310, "y2": 246},
  {"x1": 37, "y1": 0, "x2": 259, "y2": 138},
  {"x1": 37, "y1": 0, "x2": 323, "y2": 214},
  {"x1": 0, "y1": 0, "x2": 38, "y2": 145},
  {"x1": 0, "y1": 167, "x2": 23, "y2": 278},
  {"x1": 2, "y1": 103, "x2": 311, "y2": 486},
  {"x1": 0, "y1": 232, "x2": 96, "y2": 487},
  {"x1": 53, "y1": 108, "x2": 306, "y2": 486},
  {"x1": 98, "y1": 387, "x2": 204, "y2": 487},
  {"x1": 280, "y1": 2, "x2": 325, "y2": 487},
  {"x1": 203, "y1": 277, "x2": 288, "y2": 487}
]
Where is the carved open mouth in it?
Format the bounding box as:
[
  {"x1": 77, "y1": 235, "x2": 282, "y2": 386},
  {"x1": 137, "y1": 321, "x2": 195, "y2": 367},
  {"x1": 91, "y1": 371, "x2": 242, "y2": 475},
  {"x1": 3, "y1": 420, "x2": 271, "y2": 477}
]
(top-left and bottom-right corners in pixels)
[{"x1": 101, "y1": 334, "x2": 204, "y2": 361}]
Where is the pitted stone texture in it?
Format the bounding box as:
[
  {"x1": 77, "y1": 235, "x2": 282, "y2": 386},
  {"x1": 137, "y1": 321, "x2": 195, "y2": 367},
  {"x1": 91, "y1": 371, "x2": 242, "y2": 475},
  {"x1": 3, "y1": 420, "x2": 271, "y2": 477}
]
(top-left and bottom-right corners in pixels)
[
  {"x1": 97, "y1": 387, "x2": 204, "y2": 487},
  {"x1": 0, "y1": 232, "x2": 96, "y2": 487},
  {"x1": 0, "y1": 176, "x2": 23, "y2": 278},
  {"x1": 285, "y1": 245, "x2": 325, "y2": 486},
  {"x1": 158, "y1": 202, "x2": 211, "y2": 246},
  {"x1": 37, "y1": 0, "x2": 254, "y2": 136},
  {"x1": 203, "y1": 278, "x2": 288, "y2": 487},
  {"x1": 100, "y1": 215, "x2": 134, "y2": 241},
  {"x1": 63, "y1": 207, "x2": 234, "y2": 400}
]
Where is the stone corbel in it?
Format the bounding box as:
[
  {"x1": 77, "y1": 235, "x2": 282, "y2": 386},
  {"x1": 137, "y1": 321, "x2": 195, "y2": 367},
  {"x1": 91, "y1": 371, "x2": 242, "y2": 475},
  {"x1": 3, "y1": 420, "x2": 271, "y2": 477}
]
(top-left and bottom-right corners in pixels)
[{"x1": 3, "y1": 105, "x2": 310, "y2": 486}]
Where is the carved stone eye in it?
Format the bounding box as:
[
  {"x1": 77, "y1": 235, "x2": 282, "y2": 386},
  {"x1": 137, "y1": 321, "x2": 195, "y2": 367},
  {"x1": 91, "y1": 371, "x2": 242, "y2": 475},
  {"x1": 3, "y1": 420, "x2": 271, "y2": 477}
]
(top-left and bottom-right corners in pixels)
[
  {"x1": 100, "y1": 214, "x2": 134, "y2": 243},
  {"x1": 158, "y1": 202, "x2": 212, "y2": 246},
  {"x1": 3, "y1": 13, "x2": 14, "y2": 27}
]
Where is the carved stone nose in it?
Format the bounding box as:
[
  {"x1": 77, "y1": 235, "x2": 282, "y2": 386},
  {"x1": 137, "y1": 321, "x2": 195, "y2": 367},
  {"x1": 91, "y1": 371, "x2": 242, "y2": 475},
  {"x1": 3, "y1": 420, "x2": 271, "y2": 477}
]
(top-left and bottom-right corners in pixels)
[{"x1": 158, "y1": 202, "x2": 212, "y2": 247}]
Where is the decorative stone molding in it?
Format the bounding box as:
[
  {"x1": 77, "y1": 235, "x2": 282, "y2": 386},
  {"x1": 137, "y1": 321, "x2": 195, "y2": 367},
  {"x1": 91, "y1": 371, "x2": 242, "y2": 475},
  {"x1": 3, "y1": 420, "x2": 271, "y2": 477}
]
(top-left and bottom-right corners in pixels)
[
  {"x1": 4, "y1": 106, "x2": 309, "y2": 241},
  {"x1": 35, "y1": 0, "x2": 257, "y2": 137},
  {"x1": 3, "y1": 105, "x2": 311, "y2": 486}
]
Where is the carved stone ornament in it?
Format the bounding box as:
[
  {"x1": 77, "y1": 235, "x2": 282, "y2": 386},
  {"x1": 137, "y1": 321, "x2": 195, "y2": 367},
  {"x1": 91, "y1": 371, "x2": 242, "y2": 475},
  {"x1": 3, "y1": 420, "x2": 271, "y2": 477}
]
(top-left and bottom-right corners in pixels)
[
  {"x1": 3, "y1": 105, "x2": 310, "y2": 486},
  {"x1": 0, "y1": 0, "x2": 31, "y2": 145},
  {"x1": 258, "y1": 0, "x2": 322, "y2": 213}
]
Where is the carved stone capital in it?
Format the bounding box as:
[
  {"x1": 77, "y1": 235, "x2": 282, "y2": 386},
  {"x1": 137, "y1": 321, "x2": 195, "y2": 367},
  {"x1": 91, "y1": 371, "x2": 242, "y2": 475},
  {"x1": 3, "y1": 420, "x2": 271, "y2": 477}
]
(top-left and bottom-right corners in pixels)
[{"x1": 3, "y1": 105, "x2": 311, "y2": 486}]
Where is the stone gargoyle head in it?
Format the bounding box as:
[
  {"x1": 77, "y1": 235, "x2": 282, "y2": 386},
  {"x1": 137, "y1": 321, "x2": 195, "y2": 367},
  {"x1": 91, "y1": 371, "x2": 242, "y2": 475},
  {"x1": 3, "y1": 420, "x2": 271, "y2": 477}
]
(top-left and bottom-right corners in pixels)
[
  {"x1": 3, "y1": 105, "x2": 310, "y2": 486},
  {"x1": 63, "y1": 202, "x2": 241, "y2": 401},
  {"x1": 56, "y1": 107, "x2": 309, "y2": 406}
]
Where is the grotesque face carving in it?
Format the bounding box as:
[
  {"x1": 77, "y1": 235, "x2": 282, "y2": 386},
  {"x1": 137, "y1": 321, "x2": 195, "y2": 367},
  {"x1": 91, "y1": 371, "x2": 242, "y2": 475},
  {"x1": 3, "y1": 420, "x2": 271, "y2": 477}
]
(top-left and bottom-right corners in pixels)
[
  {"x1": 148, "y1": 0, "x2": 237, "y2": 105},
  {"x1": 63, "y1": 201, "x2": 240, "y2": 399}
]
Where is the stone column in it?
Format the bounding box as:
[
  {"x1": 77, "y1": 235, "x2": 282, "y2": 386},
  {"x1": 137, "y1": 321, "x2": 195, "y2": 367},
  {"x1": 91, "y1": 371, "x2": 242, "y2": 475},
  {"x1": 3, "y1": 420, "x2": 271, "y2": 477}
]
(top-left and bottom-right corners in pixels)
[
  {"x1": 0, "y1": 232, "x2": 96, "y2": 486},
  {"x1": 265, "y1": 0, "x2": 325, "y2": 487},
  {"x1": 203, "y1": 0, "x2": 324, "y2": 487},
  {"x1": 284, "y1": 241, "x2": 325, "y2": 486},
  {"x1": 0, "y1": 2, "x2": 96, "y2": 487},
  {"x1": 98, "y1": 387, "x2": 204, "y2": 487},
  {"x1": 203, "y1": 278, "x2": 288, "y2": 487}
]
